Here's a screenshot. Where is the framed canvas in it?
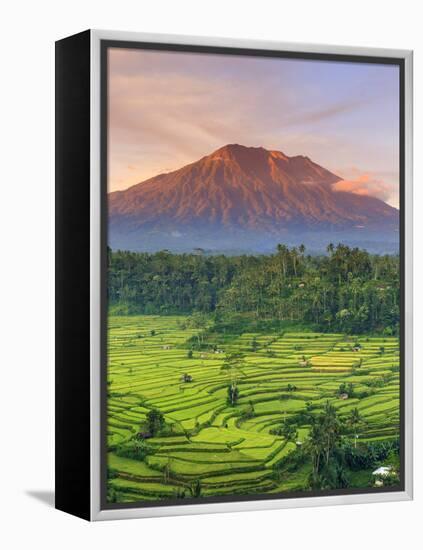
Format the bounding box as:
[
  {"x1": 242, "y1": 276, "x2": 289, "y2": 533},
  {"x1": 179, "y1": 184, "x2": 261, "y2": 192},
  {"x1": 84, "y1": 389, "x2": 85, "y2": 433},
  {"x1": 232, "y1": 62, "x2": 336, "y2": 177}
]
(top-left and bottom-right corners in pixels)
[{"x1": 55, "y1": 29, "x2": 413, "y2": 521}]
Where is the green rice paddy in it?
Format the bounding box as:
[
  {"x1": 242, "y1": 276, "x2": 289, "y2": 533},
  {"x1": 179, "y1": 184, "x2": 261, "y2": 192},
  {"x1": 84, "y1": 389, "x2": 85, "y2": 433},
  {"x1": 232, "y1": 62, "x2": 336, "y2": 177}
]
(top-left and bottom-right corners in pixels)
[{"x1": 107, "y1": 315, "x2": 400, "y2": 503}]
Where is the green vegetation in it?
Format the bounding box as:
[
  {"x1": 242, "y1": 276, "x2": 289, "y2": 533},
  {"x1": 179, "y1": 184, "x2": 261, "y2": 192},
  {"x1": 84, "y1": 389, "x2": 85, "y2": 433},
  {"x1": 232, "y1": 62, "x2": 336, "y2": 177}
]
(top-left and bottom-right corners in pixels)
[
  {"x1": 106, "y1": 242, "x2": 400, "y2": 503},
  {"x1": 108, "y1": 244, "x2": 399, "y2": 335},
  {"x1": 106, "y1": 314, "x2": 400, "y2": 503}
]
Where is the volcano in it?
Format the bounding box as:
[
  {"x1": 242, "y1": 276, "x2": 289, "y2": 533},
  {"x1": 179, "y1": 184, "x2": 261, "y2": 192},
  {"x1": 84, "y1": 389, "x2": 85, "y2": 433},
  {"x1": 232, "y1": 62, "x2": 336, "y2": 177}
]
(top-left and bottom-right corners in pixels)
[{"x1": 108, "y1": 144, "x2": 399, "y2": 254}]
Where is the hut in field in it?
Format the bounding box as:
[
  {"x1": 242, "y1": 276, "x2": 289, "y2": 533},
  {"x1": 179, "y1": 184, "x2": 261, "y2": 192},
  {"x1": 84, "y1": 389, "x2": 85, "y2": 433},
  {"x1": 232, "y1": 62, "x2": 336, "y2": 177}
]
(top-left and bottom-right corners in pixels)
[
  {"x1": 352, "y1": 344, "x2": 362, "y2": 352},
  {"x1": 372, "y1": 466, "x2": 394, "y2": 487},
  {"x1": 162, "y1": 344, "x2": 172, "y2": 350},
  {"x1": 215, "y1": 349, "x2": 224, "y2": 354},
  {"x1": 180, "y1": 373, "x2": 193, "y2": 383},
  {"x1": 372, "y1": 466, "x2": 393, "y2": 477},
  {"x1": 339, "y1": 393, "x2": 349, "y2": 400},
  {"x1": 136, "y1": 431, "x2": 152, "y2": 440}
]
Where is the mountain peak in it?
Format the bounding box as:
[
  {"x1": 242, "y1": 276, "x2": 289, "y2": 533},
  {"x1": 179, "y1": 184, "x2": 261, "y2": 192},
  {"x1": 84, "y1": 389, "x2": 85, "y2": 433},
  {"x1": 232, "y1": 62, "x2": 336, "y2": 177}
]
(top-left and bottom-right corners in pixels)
[
  {"x1": 207, "y1": 144, "x2": 293, "y2": 178},
  {"x1": 210, "y1": 143, "x2": 266, "y2": 158},
  {"x1": 214, "y1": 143, "x2": 263, "y2": 152},
  {"x1": 108, "y1": 143, "x2": 399, "y2": 254},
  {"x1": 209, "y1": 144, "x2": 298, "y2": 167}
]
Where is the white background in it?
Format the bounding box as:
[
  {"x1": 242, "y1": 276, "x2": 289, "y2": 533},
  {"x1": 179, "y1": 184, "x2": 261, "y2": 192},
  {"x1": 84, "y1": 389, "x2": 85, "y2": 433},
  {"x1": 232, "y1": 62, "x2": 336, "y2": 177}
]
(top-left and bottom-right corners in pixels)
[{"x1": 0, "y1": 0, "x2": 421, "y2": 548}]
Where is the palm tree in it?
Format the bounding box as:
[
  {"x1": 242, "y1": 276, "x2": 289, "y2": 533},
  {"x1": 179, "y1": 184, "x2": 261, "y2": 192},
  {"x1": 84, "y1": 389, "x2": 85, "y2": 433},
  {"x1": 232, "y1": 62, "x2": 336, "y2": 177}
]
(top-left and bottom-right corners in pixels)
[
  {"x1": 348, "y1": 407, "x2": 362, "y2": 448},
  {"x1": 282, "y1": 421, "x2": 298, "y2": 443},
  {"x1": 191, "y1": 479, "x2": 202, "y2": 498},
  {"x1": 307, "y1": 421, "x2": 325, "y2": 481},
  {"x1": 321, "y1": 401, "x2": 340, "y2": 465},
  {"x1": 291, "y1": 247, "x2": 298, "y2": 276},
  {"x1": 276, "y1": 244, "x2": 289, "y2": 277},
  {"x1": 227, "y1": 381, "x2": 239, "y2": 406}
]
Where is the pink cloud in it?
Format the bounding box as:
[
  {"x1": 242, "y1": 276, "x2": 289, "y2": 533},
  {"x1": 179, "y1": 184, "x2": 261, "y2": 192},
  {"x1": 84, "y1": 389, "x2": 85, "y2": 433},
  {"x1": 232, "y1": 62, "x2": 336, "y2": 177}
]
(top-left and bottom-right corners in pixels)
[{"x1": 333, "y1": 174, "x2": 393, "y2": 203}]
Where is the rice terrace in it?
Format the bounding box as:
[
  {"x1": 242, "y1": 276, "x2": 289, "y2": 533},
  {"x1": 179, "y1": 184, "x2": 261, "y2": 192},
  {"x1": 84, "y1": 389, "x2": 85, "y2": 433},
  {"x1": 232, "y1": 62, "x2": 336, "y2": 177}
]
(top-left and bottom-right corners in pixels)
[{"x1": 106, "y1": 245, "x2": 401, "y2": 504}]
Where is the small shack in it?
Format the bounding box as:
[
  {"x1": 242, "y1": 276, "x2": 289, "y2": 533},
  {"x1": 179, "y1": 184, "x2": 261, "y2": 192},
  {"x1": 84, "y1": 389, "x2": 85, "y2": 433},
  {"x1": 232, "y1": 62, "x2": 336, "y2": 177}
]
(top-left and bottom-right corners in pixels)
[
  {"x1": 372, "y1": 466, "x2": 393, "y2": 477},
  {"x1": 372, "y1": 466, "x2": 393, "y2": 487},
  {"x1": 136, "y1": 431, "x2": 152, "y2": 440}
]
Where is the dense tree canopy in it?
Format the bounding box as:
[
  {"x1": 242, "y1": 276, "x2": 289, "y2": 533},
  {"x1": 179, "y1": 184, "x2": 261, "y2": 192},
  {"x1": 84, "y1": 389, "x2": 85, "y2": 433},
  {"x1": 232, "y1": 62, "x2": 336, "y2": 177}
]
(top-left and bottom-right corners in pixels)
[{"x1": 108, "y1": 243, "x2": 399, "y2": 334}]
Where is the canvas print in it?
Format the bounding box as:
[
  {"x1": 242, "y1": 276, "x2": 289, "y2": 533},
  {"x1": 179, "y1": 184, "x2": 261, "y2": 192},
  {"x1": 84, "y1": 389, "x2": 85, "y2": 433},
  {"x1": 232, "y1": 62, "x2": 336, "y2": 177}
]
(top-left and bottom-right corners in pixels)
[{"x1": 105, "y1": 46, "x2": 401, "y2": 505}]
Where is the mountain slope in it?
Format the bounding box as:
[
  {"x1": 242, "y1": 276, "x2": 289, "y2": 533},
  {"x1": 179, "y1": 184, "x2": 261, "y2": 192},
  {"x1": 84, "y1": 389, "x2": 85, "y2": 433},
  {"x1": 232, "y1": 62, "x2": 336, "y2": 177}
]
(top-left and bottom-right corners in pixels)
[{"x1": 108, "y1": 144, "x2": 399, "y2": 253}]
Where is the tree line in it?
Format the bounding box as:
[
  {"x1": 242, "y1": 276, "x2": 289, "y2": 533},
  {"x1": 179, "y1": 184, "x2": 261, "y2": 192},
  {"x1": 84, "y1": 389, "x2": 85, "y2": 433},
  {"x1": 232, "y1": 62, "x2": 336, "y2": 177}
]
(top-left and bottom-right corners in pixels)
[{"x1": 108, "y1": 243, "x2": 399, "y2": 334}]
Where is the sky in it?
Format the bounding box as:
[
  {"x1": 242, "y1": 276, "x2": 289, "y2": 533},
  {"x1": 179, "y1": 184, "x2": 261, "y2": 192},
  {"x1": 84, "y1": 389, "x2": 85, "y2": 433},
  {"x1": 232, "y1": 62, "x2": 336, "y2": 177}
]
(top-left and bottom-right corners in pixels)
[{"x1": 108, "y1": 47, "x2": 400, "y2": 208}]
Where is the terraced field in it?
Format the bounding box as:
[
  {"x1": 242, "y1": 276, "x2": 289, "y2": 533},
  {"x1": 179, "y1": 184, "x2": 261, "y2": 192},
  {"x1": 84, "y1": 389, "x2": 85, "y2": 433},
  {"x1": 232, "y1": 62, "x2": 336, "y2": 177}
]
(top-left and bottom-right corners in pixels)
[{"x1": 106, "y1": 315, "x2": 400, "y2": 503}]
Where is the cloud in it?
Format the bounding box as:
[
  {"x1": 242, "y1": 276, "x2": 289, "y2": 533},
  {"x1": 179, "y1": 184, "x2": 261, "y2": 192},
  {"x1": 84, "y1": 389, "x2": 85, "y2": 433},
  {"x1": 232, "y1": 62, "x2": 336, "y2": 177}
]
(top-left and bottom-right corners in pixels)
[
  {"x1": 283, "y1": 99, "x2": 365, "y2": 127},
  {"x1": 332, "y1": 174, "x2": 394, "y2": 203}
]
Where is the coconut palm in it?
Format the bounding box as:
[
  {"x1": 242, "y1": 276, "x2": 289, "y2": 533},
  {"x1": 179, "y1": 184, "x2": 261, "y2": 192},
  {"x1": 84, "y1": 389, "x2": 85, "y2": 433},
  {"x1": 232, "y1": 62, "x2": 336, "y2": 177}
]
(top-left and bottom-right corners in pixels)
[{"x1": 348, "y1": 407, "x2": 362, "y2": 448}]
